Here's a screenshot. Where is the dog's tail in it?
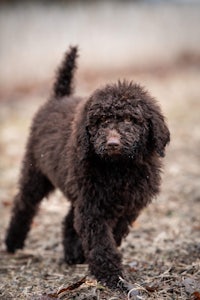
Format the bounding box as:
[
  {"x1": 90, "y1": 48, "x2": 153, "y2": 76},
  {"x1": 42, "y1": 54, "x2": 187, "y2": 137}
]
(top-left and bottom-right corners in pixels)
[{"x1": 53, "y1": 46, "x2": 78, "y2": 98}]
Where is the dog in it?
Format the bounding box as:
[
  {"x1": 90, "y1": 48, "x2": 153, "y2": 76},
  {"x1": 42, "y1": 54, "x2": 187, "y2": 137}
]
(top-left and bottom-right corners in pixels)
[{"x1": 5, "y1": 46, "x2": 170, "y2": 289}]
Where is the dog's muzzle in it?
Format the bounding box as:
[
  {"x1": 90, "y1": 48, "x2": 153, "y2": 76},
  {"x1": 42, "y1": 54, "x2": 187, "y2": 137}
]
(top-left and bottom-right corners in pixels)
[{"x1": 106, "y1": 130, "x2": 121, "y2": 155}]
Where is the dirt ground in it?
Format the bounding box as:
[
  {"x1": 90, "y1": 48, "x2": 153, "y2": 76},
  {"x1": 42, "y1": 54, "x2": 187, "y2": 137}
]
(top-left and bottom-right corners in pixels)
[{"x1": 0, "y1": 59, "x2": 199, "y2": 300}]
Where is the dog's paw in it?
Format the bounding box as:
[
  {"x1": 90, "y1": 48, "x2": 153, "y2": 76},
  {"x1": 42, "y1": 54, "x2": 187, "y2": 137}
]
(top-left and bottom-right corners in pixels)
[{"x1": 5, "y1": 234, "x2": 24, "y2": 253}]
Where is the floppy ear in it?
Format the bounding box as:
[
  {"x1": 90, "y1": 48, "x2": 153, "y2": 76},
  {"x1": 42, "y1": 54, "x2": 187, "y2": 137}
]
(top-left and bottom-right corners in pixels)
[{"x1": 148, "y1": 105, "x2": 170, "y2": 157}]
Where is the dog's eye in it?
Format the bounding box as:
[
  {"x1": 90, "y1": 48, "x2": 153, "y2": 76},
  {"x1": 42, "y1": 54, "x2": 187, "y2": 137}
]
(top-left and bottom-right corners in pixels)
[
  {"x1": 101, "y1": 116, "x2": 109, "y2": 124},
  {"x1": 125, "y1": 116, "x2": 132, "y2": 123}
]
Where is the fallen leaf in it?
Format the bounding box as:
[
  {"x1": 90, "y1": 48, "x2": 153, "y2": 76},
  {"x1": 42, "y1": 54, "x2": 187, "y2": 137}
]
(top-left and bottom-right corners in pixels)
[
  {"x1": 47, "y1": 276, "x2": 87, "y2": 298},
  {"x1": 85, "y1": 278, "x2": 97, "y2": 287},
  {"x1": 192, "y1": 291, "x2": 200, "y2": 300},
  {"x1": 144, "y1": 285, "x2": 159, "y2": 292}
]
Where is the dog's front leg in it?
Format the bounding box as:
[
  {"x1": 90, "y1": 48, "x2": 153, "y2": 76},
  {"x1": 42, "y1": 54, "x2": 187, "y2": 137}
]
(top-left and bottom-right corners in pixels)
[{"x1": 74, "y1": 204, "x2": 123, "y2": 289}]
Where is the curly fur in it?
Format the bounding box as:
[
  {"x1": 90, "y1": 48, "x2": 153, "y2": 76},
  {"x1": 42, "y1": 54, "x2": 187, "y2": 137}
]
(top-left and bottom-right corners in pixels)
[{"x1": 5, "y1": 46, "x2": 170, "y2": 289}]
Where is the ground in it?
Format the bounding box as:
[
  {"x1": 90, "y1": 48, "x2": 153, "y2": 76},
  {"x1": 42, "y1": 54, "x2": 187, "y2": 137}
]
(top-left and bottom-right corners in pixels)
[{"x1": 0, "y1": 63, "x2": 200, "y2": 299}]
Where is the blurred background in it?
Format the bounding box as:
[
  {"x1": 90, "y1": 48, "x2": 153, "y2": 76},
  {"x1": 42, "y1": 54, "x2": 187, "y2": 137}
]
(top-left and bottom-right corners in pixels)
[
  {"x1": 1, "y1": 0, "x2": 200, "y2": 94},
  {"x1": 0, "y1": 1, "x2": 200, "y2": 298}
]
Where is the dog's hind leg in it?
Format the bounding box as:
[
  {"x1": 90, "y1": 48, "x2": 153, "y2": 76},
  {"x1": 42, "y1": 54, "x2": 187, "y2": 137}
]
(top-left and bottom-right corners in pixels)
[
  {"x1": 5, "y1": 153, "x2": 54, "y2": 253},
  {"x1": 63, "y1": 207, "x2": 85, "y2": 264}
]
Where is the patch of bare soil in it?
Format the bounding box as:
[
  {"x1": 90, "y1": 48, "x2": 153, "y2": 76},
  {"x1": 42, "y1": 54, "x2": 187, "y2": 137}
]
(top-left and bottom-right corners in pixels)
[{"x1": 0, "y1": 66, "x2": 199, "y2": 299}]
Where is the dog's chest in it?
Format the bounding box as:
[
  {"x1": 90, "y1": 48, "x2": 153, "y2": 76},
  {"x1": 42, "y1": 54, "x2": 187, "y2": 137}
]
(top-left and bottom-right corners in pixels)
[{"x1": 97, "y1": 166, "x2": 137, "y2": 212}]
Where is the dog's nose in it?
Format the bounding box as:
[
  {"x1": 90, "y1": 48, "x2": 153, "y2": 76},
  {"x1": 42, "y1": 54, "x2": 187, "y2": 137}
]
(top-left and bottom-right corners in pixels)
[
  {"x1": 107, "y1": 129, "x2": 121, "y2": 150},
  {"x1": 107, "y1": 137, "x2": 120, "y2": 147}
]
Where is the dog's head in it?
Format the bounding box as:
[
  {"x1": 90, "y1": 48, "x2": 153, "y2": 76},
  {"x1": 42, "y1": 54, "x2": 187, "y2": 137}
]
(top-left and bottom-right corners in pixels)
[{"x1": 78, "y1": 81, "x2": 170, "y2": 161}]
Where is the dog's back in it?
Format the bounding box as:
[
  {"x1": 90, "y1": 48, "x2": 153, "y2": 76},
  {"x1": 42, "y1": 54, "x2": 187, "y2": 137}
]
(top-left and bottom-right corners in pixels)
[
  {"x1": 30, "y1": 96, "x2": 80, "y2": 190},
  {"x1": 28, "y1": 46, "x2": 81, "y2": 190}
]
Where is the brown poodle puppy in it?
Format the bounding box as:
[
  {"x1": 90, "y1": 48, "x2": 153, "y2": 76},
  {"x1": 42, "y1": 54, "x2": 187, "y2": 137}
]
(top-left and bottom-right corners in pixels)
[{"x1": 5, "y1": 46, "x2": 170, "y2": 289}]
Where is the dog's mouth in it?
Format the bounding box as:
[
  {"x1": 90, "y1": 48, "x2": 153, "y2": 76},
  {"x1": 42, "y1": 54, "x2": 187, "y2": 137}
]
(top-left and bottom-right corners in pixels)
[
  {"x1": 105, "y1": 131, "x2": 122, "y2": 156},
  {"x1": 94, "y1": 145, "x2": 122, "y2": 159},
  {"x1": 106, "y1": 143, "x2": 122, "y2": 156},
  {"x1": 95, "y1": 144, "x2": 142, "y2": 162},
  {"x1": 105, "y1": 141, "x2": 141, "y2": 160},
  {"x1": 106, "y1": 148, "x2": 122, "y2": 157}
]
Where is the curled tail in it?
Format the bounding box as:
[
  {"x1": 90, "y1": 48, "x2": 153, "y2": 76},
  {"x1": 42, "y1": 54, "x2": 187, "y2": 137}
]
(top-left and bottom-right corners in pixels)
[{"x1": 53, "y1": 46, "x2": 78, "y2": 98}]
